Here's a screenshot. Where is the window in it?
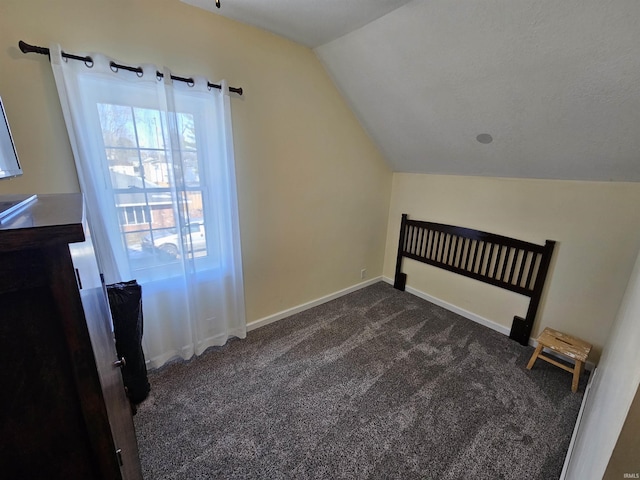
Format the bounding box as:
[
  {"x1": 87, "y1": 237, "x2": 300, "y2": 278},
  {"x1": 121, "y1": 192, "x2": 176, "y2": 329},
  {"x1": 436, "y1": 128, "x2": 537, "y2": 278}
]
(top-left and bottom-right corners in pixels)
[
  {"x1": 96, "y1": 103, "x2": 215, "y2": 273},
  {"x1": 50, "y1": 46, "x2": 246, "y2": 368}
]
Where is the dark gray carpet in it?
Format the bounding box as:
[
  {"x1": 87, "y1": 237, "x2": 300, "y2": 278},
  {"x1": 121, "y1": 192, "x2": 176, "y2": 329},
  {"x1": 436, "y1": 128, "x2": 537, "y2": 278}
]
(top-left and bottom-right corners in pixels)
[{"x1": 134, "y1": 282, "x2": 585, "y2": 480}]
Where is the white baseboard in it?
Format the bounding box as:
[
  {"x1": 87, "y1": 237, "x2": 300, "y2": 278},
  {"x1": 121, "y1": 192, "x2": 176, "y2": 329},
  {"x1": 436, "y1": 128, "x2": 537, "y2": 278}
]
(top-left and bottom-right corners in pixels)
[
  {"x1": 247, "y1": 276, "x2": 595, "y2": 371},
  {"x1": 381, "y1": 276, "x2": 596, "y2": 371},
  {"x1": 381, "y1": 276, "x2": 511, "y2": 336},
  {"x1": 246, "y1": 277, "x2": 383, "y2": 332}
]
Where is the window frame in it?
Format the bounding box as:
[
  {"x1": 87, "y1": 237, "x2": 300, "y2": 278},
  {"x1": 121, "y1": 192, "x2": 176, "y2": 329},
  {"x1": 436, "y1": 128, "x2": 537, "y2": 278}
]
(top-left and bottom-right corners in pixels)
[{"x1": 79, "y1": 77, "x2": 221, "y2": 280}]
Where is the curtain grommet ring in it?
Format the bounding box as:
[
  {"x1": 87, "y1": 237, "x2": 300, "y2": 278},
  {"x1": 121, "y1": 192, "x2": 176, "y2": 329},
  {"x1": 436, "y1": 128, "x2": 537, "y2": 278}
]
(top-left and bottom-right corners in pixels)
[
  {"x1": 84, "y1": 57, "x2": 94, "y2": 68},
  {"x1": 187, "y1": 78, "x2": 195, "y2": 87},
  {"x1": 110, "y1": 62, "x2": 118, "y2": 73},
  {"x1": 136, "y1": 69, "x2": 144, "y2": 78}
]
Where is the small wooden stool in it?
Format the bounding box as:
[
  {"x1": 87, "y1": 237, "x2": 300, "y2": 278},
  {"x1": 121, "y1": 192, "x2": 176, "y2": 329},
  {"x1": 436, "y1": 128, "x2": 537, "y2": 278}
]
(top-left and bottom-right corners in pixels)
[{"x1": 527, "y1": 327, "x2": 592, "y2": 392}]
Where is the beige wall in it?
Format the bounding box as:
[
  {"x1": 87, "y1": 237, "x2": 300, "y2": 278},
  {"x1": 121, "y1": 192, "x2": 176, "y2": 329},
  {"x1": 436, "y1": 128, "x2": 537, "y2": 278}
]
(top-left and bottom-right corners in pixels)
[
  {"x1": 565, "y1": 245, "x2": 640, "y2": 479},
  {"x1": 0, "y1": 0, "x2": 392, "y2": 322},
  {"x1": 383, "y1": 173, "x2": 640, "y2": 360}
]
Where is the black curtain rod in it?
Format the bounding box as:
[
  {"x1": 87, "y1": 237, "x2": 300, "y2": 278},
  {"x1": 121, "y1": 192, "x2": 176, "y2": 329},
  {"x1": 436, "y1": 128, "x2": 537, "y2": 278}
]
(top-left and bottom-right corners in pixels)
[{"x1": 18, "y1": 40, "x2": 243, "y2": 96}]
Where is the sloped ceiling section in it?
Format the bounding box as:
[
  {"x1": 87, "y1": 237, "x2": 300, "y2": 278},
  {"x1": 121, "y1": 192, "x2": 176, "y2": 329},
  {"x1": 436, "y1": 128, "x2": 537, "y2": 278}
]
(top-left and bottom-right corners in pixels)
[
  {"x1": 180, "y1": 0, "x2": 413, "y2": 48},
  {"x1": 316, "y1": 0, "x2": 640, "y2": 181},
  {"x1": 182, "y1": 0, "x2": 640, "y2": 181}
]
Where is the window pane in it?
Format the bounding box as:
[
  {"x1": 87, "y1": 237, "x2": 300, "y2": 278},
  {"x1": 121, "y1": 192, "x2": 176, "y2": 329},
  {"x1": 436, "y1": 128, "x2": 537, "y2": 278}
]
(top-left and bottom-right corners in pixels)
[
  {"x1": 183, "y1": 191, "x2": 204, "y2": 223},
  {"x1": 149, "y1": 203, "x2": 176, "y2": 229},
  {"x1": 116, "y1": 205, "x2": 153, "y2": 226},
  {"x1": 144, "y1": 228, "x2": 180, "y2": 259},
  {"x1": 140, "y1": 150, "x2": 170, "y2": 187},
  {"x1": 98, "y1": 104, "x2": 136, "y2": 148},
  {"x1": 122, "y1": 230, "x2": 148, "y2": 252},
  {"x1": 125, "y1": 232, "x2": 179, "y2": 270},
  {"x1": 133, "y1": 108, "x2": 165, "y2": 150},
  {"x1": 183, "y1": 191, "x2": 207, "y2": 259},
  {"x1": 106, "y1": 148, "x2": 143, "y2": 191},
  {"x1": 105, "y1": 148, "x2": 140, "y2": 170},
  {"x1": 182, "y1": 151, "x2": 200, "y2": 187},
  {"x1": 114, "y1": 193, "x2": 175, "y2": 229},
  {"x1": 177, "y1": 113, "x2": 196, "y2": 151}
]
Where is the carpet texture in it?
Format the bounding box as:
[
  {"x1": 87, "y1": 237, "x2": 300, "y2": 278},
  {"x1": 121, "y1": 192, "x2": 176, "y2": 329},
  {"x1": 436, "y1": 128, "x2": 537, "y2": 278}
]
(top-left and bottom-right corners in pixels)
[{"x1": 134, "y1": 282, "x2": 586, "y2": 479}]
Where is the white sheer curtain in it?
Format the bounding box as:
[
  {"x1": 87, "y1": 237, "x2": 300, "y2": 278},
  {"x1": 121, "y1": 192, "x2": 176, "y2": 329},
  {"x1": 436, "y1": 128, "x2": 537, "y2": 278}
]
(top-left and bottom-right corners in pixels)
[{"x1": 50, "y1": 44, "x2": 246, "y2": 369}]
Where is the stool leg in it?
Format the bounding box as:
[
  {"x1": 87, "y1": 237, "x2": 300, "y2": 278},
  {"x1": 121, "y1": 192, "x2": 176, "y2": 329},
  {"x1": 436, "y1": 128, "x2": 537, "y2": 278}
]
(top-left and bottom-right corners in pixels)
[
  {"x1": 572, "y1": 360, "x2": 583, "y2": 392},
  {"x1": 527, "y1": 344, "x2": 544, "y2": 370}
]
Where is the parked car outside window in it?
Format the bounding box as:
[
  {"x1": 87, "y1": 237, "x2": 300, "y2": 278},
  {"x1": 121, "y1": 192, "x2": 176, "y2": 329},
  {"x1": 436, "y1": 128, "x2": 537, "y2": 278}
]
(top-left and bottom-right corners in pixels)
[{"x1": 141, "y1": 221, "x2": 206, "y2": 258}]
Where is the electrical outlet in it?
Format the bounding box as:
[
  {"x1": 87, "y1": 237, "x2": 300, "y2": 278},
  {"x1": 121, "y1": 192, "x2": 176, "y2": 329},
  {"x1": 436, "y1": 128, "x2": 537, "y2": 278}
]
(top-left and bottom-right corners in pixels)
[{"x1": 361, "y1": 268, "x2": 367, "y2": 279}]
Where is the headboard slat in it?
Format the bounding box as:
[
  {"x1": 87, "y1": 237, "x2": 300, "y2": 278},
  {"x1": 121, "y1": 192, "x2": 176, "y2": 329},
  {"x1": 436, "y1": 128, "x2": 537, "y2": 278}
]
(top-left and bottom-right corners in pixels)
[{"x1": 393, "y1": 214, "x2": 555, "y2": 345}]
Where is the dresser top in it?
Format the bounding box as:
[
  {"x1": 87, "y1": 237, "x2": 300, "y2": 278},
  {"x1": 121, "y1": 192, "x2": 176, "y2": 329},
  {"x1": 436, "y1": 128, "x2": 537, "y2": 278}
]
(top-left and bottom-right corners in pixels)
[{"x1": 0, "y1": 193, "x2": 85, "y2": 252}]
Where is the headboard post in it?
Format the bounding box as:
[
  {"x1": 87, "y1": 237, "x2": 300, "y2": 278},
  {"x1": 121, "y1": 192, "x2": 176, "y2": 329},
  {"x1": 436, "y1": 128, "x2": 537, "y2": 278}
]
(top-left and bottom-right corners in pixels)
[
  {"x1": 509, "y1": 239, "x2": 556, "y2": 345},
  {"x1": 393, "y1": 213, "x2": 408, "y2": 291}
]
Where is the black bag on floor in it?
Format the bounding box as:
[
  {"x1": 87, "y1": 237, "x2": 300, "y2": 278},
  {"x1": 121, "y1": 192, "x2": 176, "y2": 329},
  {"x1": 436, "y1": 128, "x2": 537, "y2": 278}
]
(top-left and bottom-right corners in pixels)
[{"x1": 106, "y1": 280, "x2": 150, "y2": 404}]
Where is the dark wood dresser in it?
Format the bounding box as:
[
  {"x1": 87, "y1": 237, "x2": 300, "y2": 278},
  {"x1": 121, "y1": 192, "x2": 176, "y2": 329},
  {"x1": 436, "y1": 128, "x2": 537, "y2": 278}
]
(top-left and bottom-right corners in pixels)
[{"x1": 0, "y1": 193, "x2": 142, "y2": 479}]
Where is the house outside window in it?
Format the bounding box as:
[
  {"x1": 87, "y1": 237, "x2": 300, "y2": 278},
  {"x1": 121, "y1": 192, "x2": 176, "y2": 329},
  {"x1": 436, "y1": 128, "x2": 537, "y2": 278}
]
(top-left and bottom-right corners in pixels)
[{"x1": 119, "y1": 205, "x2": 153, "y2": 225}]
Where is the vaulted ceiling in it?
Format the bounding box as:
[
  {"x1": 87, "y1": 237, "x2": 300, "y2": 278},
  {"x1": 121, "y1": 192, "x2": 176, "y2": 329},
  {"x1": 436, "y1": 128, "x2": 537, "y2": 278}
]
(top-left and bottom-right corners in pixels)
[{"x1": 182, "y1": 0, "x2": 640, "y2": 182}]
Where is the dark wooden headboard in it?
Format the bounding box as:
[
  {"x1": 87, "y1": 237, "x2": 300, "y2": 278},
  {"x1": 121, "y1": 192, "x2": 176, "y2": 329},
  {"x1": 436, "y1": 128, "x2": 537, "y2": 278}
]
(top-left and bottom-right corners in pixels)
[{"x1": 393, "y1": 214, "x2": 555, "y2": 346}]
